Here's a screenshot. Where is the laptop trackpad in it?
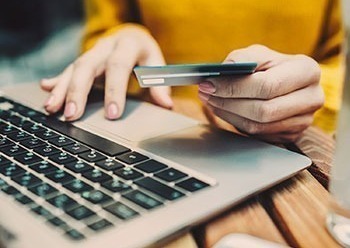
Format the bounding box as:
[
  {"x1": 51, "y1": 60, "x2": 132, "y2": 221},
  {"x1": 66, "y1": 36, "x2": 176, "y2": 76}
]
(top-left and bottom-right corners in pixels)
[{"x1": 75, "y1": 99, "x2": 199, "y2": 143}]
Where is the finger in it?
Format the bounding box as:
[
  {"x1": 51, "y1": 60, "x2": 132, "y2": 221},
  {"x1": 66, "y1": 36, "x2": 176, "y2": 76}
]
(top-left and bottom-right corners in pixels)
[
  {"x1": 41, "y1": 77, "x2": 59, "y2": 91},
  {"x1": 206, "y1": 103, "x2": 314, "y2": 135},
  {"x1": 149, "y1": 86, "x2": 173, "y2": 109},
  {"x1": 63, "y1": 39, "x2": 117, "y2": 121},
  {"x1": 44, "y1": 64, "x2": 74, "y2": 113},
  {"x1": 205, "y1": 83, "x2": 324, "y2": 123},
  {"x1": 199, "y1": 46, "x2": 320, "y2": 100},
  {"x1": 142, "y1": 48, "x2": 173, "y2": 108},
  {"x1": 223, "y1": 44, "x2": 287, "y2": 69},
  {"x1": 104, "y1": 38, "x2": 142, "y2": 119},
  {"x1": 139, "y1": 37, "x2": 173, "y2": 109}
]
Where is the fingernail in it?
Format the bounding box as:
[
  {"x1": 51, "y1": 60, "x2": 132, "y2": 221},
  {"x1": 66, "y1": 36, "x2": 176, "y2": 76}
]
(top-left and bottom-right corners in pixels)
[
  {"x1": 198, "y1": 91, "x2": 210, "y2": 102},
  {"x1": 198, "y1": 82, "x2": 216, "y2": 94},
  {"x1": 107, "y1": 102, "x2": 119, "y2": 119},
  {"x1": 64, "y1": 101, "x2": 76, "y2": 118},
  {"x1": 44, "y1": 95, "x2": 54, "y2": 107}
]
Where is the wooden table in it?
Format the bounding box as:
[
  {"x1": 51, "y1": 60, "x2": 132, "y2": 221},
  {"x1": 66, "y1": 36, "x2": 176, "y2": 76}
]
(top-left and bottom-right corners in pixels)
[{"x1": 164, "y1": 97, "x2": 341, "y2": 248}]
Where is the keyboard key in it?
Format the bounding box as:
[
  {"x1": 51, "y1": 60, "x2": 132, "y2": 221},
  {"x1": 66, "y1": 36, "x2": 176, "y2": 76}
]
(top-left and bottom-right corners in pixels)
[
  {"x1": 81, "y1": 190, "x2": 113, "y2": 204},
  {"x1": 96, "y1": 158, "x2": 124, "y2": 171},
  {"x1": 155, "y1": 168, "x2": 187, "y2": 182},
  {"x1": 88, "y1": 219, "x2": 113, "y2": 232},
  {"x1": 101, "y1": 179, "x2": 130, "y2": 193},
  {"x1": 47, "y1": 194, "x2": 78, "y2": 211},
  {"x1": 2, "y1": 144, "x2": 27, "y2": 157},
  {"x1": 19, "y1": 137, "x2": 46, "y2": 149},
  {"x1": 65, "y1": 160, "x2": 93, "y2": 174},
  {"x1": 116, "y1": 151, "x2": 148, "y2": 165},
  {"x1": 65, "y1": 229, "x2": 85, "y2": 240},
  {"x1": 176, "y1": 178, "x2": 209, "y2": 192},
  {"x1": 104, "y1": 202, "x2": 138, "y2": 220},
  {"x1": 0, "y1": 137, "x2": 14, "y2": 148},
  {"x1": 48, "y1": 136, "x2": 75, "y2": 147},
  {"x1": 12, "y1": 172, "x2": 42, "y2": 187},
  {"x1": 15, "y1": 194, "x2": 34, "y2": 205},
  {"x1": 135, "y1": 177, "x2": 184, "y2": 201},
  {"x1": 0, "y1": 178, "x2": 8, "y2": 189},
  {"x1": 12, "y1": 104, "x2": 46, "y2": 122},
  {"x1": 49, "y1": 152, "x2": 77, "y2": 165},
  {"x1": 78, "y1": 150, "x2": 106, "y2": 163},
  {"x1": 31, "y1": 206, "x2": 54, "y2": 219},
  {"x1": 46, "y1": 169, "x2": 75, "y2": 184},
  {"x1": 35, "y1": 130, "x2": 59, "y2": 140},
  {"x1": 134, "y1": 160, "x2": 167, "y2": 173},
  {"x1": 29, "y1": 183, "x2": 58, "y2": 198},
  {"x1": 14, "y1": 152, "x2": 42, "y2": 165},
  {"x1": 7, "y1": 115, "x2": 25, "y2": 126},
  {"x1": 66, "y1": 205, "x2": 95, "y2": 220},
  {"x1": 114, "y1": 167, "x2": 143, "y2": 181},
  {"x1": 0, "y1": 155, "x2": 12, "y2": 166},
  {"x1": 1, "y1": 184, "x2": 21, "y2": 195},
  {"x1": 63, "y1": 143, "x2": 90, "y2": 155},
  {"x1": 0, "y1": 124, "x2": 19, "y2": 135},
  {"x1": 6, "y1": 130, "x2": 31, "y2": 142},
  {"x1": 82, "y1": 169, "x2": 112, "y2": 183},
  {"x1": 123, "y1": 190, "x2": 162, "y2": 209},
  {"x1": 0, "y1": 162, "x2": 26, "y2": 177},
  {"x1": 63, "y1": 179, "x2": 93, "y2": 193},
  {"x1": 22, "y1": 123, "x2": 47, "y2": 133},
  {"x1": 33, "y1": 144, "x2": 60, "y2": 157},
  {"x1": 30, "y1": 161, "x2": 58, "y2": 174},
  {"x1": 47, "y1": 217, "x2": 67, "y2": 227},
  {"x1": 28, "y1": 112, "x2": 49, "y2": 123}
]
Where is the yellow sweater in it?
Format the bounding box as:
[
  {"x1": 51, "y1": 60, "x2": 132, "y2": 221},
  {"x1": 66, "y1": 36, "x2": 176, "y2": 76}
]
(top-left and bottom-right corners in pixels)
[{"x1": 83, "y1": 0, "x2": 344, "y2": 134}]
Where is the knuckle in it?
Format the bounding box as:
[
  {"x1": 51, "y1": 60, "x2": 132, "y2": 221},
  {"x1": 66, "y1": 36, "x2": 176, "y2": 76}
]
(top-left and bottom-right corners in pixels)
[
  {"x1": 73, "y1": 57, "x2": 90, "y2": 70},
  {"x1": 255, "y1": 101, "x2": 278, "y2": 123},
  {"x1": 106, "y1": 58, "x2": 132, "y2": 70},
  {"x1": 241, "y1": 119, "x2": 262, "y2": 135},
  {"x1": 212, "y1": 97, "x2": 227, "y2": 110},
  {"x1": 255, "y1": 72, "x2": 277, "y2": 99},
  {"x1": 226, "y1": 50, "x2": 241, "y2": 62},
  {"x1": 248, "y1": 44, "x2": 269, "y2": 53},
  {"x1": 296, "y1": 55, "x2": 321, "y2": 83},
  {"x1": 105, "y1": 86, "x2": 118, "y2": 98}
]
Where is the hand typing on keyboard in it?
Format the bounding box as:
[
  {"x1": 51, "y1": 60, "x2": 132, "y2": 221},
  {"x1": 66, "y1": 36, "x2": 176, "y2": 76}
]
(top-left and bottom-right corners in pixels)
[{"x1": 40, "y1": 25, "x2": 173, "y2": 121}]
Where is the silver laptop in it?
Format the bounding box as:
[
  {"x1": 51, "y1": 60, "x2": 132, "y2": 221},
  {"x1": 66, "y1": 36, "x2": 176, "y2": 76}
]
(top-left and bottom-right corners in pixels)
[{"x1": 0, "y1": 82, "x2": 310, "y2": 246}]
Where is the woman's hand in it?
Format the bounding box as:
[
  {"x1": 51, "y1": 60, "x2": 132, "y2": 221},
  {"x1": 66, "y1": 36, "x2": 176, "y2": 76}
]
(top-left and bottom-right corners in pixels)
[
  {"x1": 198, "y1": 45, "x2": 324, "y2": 143},
  {"x1": 41, "y1": 25, "x2": 173, "y2": 121}
]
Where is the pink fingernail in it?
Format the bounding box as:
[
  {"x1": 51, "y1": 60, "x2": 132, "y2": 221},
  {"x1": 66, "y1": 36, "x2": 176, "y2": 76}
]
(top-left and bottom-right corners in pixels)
[
  {"x1": 64, "y1": 101, "x2": 76, "y2": 118},
  {"x1": 44, "y1": 95, "x2": 54, "y2": 107},
  {"x1": 198, "y1": 82, "x2": 216, "y2": 94},
  {"x1": 107, "y1": 102, "x2": 119, "y2": 119}
]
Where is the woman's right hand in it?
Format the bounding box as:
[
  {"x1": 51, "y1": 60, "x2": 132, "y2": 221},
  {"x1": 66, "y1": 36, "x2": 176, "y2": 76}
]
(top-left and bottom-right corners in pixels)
[{"x1": 41, "y1": 25, "x2": 173, "y2": 121}]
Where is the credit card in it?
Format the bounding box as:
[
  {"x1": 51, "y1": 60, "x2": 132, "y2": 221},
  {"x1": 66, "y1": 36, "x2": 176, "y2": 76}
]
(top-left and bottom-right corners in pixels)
[{"x1": 133, "y1": 62, "x2": 257, "y2": 87}]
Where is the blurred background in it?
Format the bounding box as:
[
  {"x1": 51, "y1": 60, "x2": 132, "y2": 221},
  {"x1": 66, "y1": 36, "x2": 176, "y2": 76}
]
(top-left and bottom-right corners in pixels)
[{"x1": 0, "y1": 0, "x2": 83, "y2": 85}]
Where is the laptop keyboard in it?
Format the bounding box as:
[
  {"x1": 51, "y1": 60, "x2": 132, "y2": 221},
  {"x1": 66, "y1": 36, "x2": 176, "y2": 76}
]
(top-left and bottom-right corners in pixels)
[{"x1": 0, "y1": 96, "x2": 211, "y2": 241}]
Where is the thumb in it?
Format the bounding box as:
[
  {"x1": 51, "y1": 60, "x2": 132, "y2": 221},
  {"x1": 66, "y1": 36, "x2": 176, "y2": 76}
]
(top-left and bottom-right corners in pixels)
[{"x1": 224, "y1": 44, "x2": 289, "y2": 71}]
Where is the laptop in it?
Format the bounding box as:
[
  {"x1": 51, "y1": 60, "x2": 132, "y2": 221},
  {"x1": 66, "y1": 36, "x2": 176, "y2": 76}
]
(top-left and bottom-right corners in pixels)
[{"x1": 0, "y1": 83, "x2": 310, "y2": 246}]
